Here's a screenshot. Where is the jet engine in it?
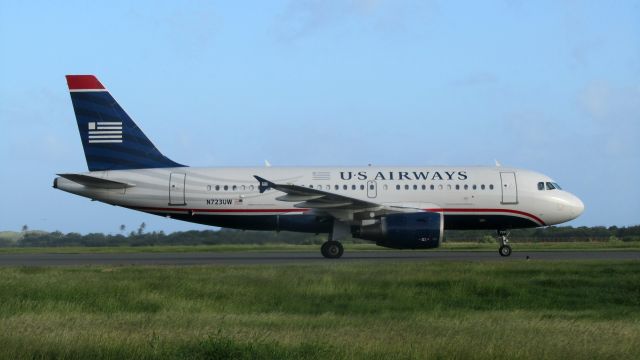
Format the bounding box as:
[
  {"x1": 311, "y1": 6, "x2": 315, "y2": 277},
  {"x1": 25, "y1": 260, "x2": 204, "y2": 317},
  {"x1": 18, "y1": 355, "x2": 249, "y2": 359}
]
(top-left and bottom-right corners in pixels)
[{"x1": 352, "y1": 212, "x2": 443, "y2": 249}]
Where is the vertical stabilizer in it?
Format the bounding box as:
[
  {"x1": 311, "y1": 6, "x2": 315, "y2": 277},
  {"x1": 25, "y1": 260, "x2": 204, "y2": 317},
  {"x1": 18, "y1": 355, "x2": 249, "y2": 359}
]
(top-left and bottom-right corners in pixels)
[{"x1": 66, "y1": 75, "x2": 185, "y2": 171}]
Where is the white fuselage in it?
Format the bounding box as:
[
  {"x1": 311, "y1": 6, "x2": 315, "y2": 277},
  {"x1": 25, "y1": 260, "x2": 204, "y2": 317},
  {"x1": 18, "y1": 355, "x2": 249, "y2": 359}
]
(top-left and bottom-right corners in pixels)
[{"x1": 55, "y1": 166, "x2": 584, "y2": 232}]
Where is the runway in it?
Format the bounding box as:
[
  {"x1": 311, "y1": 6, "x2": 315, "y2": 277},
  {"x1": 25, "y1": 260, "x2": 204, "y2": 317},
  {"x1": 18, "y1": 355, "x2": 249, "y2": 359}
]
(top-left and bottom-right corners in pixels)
[{"x1": 0, "y1": 250, "x2": 638, "y2": 266}]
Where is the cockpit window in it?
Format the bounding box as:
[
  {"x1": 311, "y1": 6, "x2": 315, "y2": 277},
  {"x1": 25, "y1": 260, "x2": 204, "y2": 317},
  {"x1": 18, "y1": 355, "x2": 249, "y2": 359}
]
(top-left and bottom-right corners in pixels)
[
  {"x1": 552, "y1": 182, "x2": 562, "y2": 190},
  {"x1": 546, "y1": 182, "x2": 555, "y2": 190},
  {"x1": 537, "y1": 182, "x2": 545, "y2": 191}
]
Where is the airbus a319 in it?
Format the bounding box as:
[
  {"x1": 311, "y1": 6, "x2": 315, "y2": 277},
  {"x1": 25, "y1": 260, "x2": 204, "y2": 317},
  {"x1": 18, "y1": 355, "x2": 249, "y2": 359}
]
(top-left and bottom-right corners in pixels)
[{"x1": 54, "y1": 75, "x2": 584, "y2": 258}]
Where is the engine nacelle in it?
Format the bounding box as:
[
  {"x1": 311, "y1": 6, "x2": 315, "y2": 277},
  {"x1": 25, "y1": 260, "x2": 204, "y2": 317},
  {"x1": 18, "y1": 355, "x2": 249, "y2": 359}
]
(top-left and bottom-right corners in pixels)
[{"x1": 352, "y1": 212, "x2": 443, "y2": 249}]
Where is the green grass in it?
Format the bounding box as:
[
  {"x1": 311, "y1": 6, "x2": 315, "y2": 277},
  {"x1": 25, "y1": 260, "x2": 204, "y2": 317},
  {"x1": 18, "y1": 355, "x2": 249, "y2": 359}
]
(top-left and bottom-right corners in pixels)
[
  {"x1": 1, "y1": 241, "x2": 639, "y2": 254},
  {"x1": 1, "y1": 261, "x2": 639, "y2": 359},
  {"x1": 0, "y1": 231, "x2": 19, "y2": 240}
]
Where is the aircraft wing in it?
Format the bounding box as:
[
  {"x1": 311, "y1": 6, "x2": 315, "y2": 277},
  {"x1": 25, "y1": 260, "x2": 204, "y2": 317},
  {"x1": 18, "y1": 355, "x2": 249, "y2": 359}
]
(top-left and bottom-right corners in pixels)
[{"x1": 254, "y1": 175, "x2": 380, "y2": 210}]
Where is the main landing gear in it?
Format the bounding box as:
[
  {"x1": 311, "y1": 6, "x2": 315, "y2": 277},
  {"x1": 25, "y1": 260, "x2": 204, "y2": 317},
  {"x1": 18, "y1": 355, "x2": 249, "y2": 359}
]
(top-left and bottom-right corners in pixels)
[
  {"x1": 321, "y1": 221, "x2": 348, "y2": 259},
  {"x1": 321, "y1": 241, "x2": 344, "y2": 259},
  {"x1": 498, "y1": 230, "x2": 512, "y2": 257}
]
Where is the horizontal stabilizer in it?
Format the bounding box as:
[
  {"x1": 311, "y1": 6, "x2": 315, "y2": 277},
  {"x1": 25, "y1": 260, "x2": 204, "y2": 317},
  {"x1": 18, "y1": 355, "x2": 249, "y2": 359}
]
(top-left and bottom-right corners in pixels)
[{"x1": 57, "y1": 173, "x2": 135, "y2": 189}]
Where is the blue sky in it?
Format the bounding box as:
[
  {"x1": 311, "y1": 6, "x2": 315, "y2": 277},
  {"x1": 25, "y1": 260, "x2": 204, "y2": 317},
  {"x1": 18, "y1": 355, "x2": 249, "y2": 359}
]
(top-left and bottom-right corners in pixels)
[{"x1": 1, "y1": 0, "x2": 638, "y2": 233}]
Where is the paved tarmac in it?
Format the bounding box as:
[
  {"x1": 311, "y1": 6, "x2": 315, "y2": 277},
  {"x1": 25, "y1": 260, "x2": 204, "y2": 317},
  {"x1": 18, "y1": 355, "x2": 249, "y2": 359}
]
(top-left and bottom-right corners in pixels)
[{"x1": 0, "y1": 250, "x2": 638, "y2": 266}]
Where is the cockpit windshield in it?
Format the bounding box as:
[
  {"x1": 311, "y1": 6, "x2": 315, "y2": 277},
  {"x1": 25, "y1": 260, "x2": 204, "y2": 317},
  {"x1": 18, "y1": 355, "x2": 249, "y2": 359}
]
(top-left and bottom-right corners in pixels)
[{"x1": 538, "y1": 181, "x2": 562, "y2": 191}]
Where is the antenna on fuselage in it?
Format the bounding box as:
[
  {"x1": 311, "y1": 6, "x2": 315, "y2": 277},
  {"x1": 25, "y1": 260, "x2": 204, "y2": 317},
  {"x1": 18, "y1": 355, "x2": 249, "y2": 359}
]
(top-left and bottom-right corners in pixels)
[
  {"x1": 264, "y1": 160, "x2": 272, "y2": 167},
  {"x1": 494, "y1": 159, "x2": 502, "y2": 167}
]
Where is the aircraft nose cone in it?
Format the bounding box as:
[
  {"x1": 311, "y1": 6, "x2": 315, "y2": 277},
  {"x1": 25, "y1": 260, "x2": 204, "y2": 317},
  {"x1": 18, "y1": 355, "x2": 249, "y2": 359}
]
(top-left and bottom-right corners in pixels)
[
  {"x1": 569, "y1": 194, "x2": 585, "y2": 218},
  {"x1": 575, "y1": 197, "x2": 585, "y2": 215}
]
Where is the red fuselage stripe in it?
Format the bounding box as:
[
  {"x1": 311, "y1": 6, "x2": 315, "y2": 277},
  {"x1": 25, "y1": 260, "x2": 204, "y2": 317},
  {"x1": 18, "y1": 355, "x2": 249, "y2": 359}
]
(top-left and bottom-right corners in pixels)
[
  {"x1": 426, "y1": 208, "x2": 545, "y2": 226},
  {"x1": 133, "y1": 207, "x2": 308, "y2": 213},
  {"x1": 133, "y1": 206, "x2": 545, "y2": 226}
]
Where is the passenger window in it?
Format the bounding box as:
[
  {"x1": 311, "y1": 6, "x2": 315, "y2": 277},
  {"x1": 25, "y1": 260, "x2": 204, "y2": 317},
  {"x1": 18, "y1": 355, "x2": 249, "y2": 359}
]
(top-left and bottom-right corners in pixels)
[
  {"x1": 232, "y1": 185, "x2": 237, "y2": 191},
  {"x1": 455, "y1": 184, "x2": 460, "y2": 190},
  {"x1": 489, "y1": 184, "x2": 494, "y2": 190},
  {"x1": 360, "y1": 184, "x2": 365, "y2": 190},
  {"x1": 241, "y1": 185, "x2": 246, "y2": 191},
  {"x1": 249, "y1": 185, "x2": 254, "y2": 191},
  {"x1": 421, "y1": 184, "x2": 426, "y2": 190},
  {"x1": 207, "y1": 185, "x2": 211, "y2": 191},
  {"x1": 310, "y1": 185, "x2": 314, "y2": 189},
  {"x1": 383, "y1": 184, "x2": 388, "y2": 190},
  {"x1": 546, "y1": 182, "x2": 555, "y2": 190},
  {"x1": 325, "y1": 185, "x2": 330, "y2": 190},
  {"x1": 438, "y1": 184, "x2": 443, "y2": 190},
  {"x1": 369, "y1": 184, "x2": 374, "y2": 190},
  {"x1": 473, "y1": 185, "x2": 477, "y2": 190},
  {"x1": 343, "y1": 184, "x2": 348, "y2": 190},
  {"x1": 481, "y1": 184, "x2": 485, "y2": 190},
  {"x1": 464, "y1": 184, "x2": 468, "y2": 190},
  {"x1": 430, "y1": 184, "x2": 434, "y2": 190},
  {"x1": 334, "y1": 185, "x2": 339, "y2": 190},
  {"x1": 413, "y1": 184, "x2": 417, "y2": 190},
  {"x1": 404, "y1": 184, "x2": 409, "y2": 190},
  {"x1": 537, "y1": 182, "x2": 544, "y2": 191},
  {"x1": 396, "y1": 184, "x2": 400, "y2": 190},
  {"x1": 223, "y1": 185, "x2": 228, "y2": 191},
  {"x1": 215, "y1": 185, "x2": 220, "y2": 191},
  {"x1": 352, "y1": 184, "x2": 356, "y2": 190}
]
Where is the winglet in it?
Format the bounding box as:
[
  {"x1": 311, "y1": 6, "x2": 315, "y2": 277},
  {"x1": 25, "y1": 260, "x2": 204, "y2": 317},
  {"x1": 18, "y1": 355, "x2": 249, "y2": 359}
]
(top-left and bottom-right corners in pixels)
[{"x1": 253, "y1": 175, "x2": 273, "y2": 193}]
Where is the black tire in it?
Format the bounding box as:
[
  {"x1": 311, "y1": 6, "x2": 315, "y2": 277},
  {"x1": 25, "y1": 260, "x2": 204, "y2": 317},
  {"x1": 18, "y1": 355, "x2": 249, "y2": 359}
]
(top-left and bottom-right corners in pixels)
[
  {"x1": 499, "y1": 245, "x2": 512, "y2": 257},
  {"x1": 321, "y1": 241, "x2": 344, "y2": 259}
]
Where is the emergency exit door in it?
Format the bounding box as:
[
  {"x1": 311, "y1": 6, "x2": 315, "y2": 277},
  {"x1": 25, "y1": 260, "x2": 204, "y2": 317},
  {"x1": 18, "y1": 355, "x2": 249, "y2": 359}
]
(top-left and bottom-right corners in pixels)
[
  {"x1": 169, "y1": 173, "x2": 186, "y2": 206},
  {"x1": 500, "y1": 172, "x2": 518, "y2": 204}
]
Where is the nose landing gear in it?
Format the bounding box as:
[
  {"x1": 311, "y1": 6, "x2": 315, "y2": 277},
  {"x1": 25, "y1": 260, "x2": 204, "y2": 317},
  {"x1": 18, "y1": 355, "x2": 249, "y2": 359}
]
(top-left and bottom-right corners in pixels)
[{"x1": 498, "y1": 230, "x2": 512, "y2": 257}]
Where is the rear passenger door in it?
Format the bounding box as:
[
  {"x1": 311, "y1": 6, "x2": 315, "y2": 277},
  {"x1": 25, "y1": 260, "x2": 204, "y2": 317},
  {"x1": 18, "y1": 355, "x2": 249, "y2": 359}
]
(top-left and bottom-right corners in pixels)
[{"x1": 169, "y1": 173, "x2": 186, "y2": 206}]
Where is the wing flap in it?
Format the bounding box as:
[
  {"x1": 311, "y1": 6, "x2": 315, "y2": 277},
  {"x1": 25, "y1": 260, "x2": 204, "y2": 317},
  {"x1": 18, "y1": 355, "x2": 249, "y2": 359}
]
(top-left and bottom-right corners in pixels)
[
  {"x1": 276, "y1": 194, "x2": 325, "y2": 202},
  {"x1": 294, "y1": 201, "x2": 353, "y2": 208}
]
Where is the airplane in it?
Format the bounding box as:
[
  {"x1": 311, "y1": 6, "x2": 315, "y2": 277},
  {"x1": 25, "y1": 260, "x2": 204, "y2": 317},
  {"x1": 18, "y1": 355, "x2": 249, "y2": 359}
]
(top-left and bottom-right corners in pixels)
[{"x1": 54, "y1": 75, "x2": 585, "y2": 258}]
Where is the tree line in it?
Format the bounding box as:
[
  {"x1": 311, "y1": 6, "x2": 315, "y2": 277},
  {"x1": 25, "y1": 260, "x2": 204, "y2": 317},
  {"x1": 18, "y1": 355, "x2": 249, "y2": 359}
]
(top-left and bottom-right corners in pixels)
[{"x1": 2, "y1": 225, "x2": 639, "y2": 247}]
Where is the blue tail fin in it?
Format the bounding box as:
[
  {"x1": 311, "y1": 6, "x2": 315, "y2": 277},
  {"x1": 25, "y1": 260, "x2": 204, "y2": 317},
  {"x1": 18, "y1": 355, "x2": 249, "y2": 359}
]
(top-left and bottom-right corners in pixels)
[{"x1": 66, "y1": 75, "x2": 185, "y2": 171}]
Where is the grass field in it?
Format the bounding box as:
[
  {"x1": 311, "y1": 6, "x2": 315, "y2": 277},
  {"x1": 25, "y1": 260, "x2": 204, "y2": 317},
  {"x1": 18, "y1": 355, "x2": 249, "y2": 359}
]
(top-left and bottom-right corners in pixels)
[
  {"x1": 1, "y1": 261, "x2": 639, "y2": 359},
  {"x1": 1, "y1": 240, "x2": 640, "y2": 254}
]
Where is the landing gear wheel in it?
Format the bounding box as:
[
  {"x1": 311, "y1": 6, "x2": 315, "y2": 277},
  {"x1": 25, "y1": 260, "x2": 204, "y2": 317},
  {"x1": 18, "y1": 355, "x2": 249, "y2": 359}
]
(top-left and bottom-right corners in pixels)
[
  {"x1": 497, "y1": 230, "x2": 512, "y2": 257},
  {"x1": 499, "y1": 245, "x2": 512, "y2": 257},
  {"x1": 321, "y1": 241, "x2": 344, "y2": 259}
]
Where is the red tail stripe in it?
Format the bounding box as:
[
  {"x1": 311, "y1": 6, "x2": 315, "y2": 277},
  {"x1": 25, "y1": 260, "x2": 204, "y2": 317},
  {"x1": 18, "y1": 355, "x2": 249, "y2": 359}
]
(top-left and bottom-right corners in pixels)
[{"x1": 66, "y1": 75, "x2": 105, "y2": 90}]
